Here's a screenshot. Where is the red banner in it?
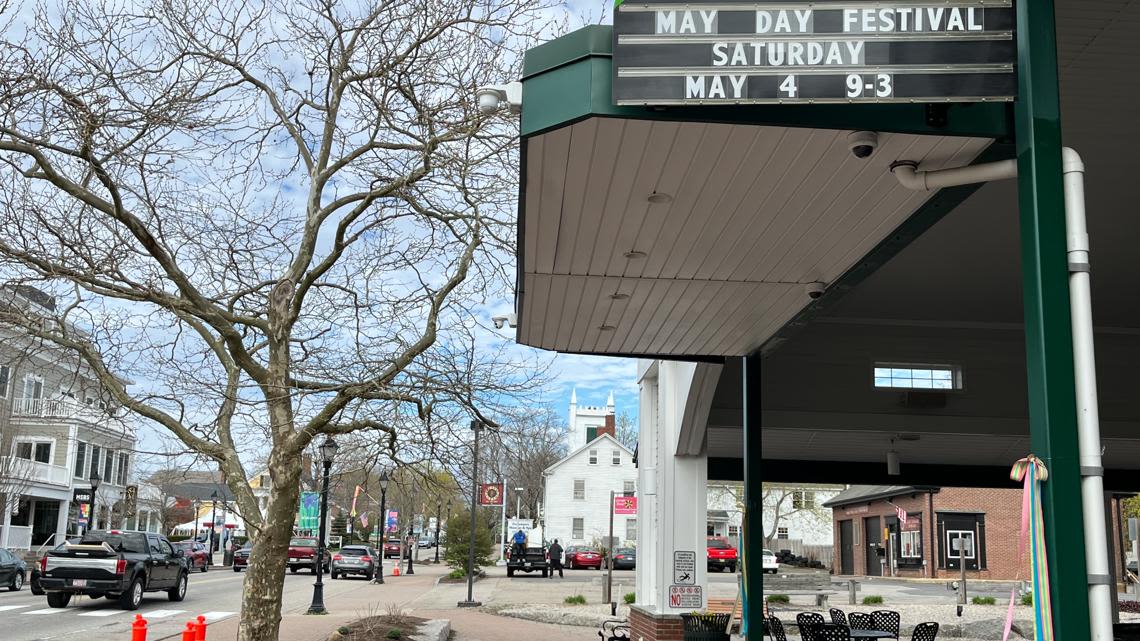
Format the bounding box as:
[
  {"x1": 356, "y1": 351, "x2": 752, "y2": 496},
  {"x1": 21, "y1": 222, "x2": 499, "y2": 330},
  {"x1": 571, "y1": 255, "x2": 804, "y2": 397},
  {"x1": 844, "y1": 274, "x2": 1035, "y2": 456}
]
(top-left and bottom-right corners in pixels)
[
  {"x1": 479, "y1": 483, "x2": 504, "y2": 506},
  {"x1": 614, "y1": 495, "x2": 637, "y2": 515}
]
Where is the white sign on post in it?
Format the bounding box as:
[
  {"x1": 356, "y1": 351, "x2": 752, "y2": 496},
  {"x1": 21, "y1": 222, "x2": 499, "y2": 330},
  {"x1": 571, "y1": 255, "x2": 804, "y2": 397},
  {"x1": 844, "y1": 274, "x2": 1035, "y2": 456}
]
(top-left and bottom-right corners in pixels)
[
  {"x1": 673, "y1": 550, "x2": 696, "y2": 585},
  {"x1": 669, "y1": 585, "x2": 703, "y2": 609},
  {"x1": 507, "y1": 518, "x2": 534, "y2": 533}
]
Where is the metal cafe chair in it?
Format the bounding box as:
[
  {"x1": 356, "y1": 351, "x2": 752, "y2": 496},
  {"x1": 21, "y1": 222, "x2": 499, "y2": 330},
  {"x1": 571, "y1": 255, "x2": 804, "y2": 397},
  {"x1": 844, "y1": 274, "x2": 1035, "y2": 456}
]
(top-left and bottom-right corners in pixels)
[
  {"x1": 829, "y1": 608, "x2": 848, "y2": 626},
  {"x1": 910, "y1": 622, "x2": 940, "y2": 641},
  {"x1": 797, "y1": 612, "x2": 826, "y2": 641},
  {"x1": 848, "y1": 612, "x2": 876, "y2": 630},
  {"x1": 815, "y1": 623, "x2": 853, "y2": 641},
  {"x1": 872, "y1": 610, "x2": 901, "y2": 640}
]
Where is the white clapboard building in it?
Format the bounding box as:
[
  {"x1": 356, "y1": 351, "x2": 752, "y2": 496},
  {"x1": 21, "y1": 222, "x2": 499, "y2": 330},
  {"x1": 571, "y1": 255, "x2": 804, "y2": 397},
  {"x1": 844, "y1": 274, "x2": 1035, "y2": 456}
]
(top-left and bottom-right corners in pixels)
[{"x1": 542, "y1": 431, "x2": 638, "y2": 549}]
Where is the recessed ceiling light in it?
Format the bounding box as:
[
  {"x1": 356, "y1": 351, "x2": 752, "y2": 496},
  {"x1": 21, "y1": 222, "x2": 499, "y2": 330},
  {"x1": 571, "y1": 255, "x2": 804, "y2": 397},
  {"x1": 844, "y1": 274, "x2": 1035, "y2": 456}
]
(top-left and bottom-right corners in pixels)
[
  {"x1": 598, "y1": 324, "x2": 616, "y2": 331},
  {"x1": 609, "y1": 292, "x2": 630, "y2": 300},
  {"x1": 648, "y1": 191, "x2": 673, "y2": 204},
  {"x1": 623, "y1": 250, "x2": 647, "y2": 259}
]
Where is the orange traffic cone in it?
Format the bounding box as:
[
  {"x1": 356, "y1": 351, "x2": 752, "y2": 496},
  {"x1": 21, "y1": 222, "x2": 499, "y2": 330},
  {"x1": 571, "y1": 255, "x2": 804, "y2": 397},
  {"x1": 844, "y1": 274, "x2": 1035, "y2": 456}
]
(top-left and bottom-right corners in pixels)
[{"x1": 392, "y1": 565, "x2": 400, "y2": 577}]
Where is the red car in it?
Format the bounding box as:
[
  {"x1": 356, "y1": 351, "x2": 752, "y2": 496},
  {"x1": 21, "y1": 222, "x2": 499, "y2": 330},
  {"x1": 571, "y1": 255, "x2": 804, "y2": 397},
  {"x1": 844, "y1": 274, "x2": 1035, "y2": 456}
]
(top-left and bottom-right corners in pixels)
[
  {"x1": 174, "y1": 540, "x2": 210, "y2": 573},
  {"x1": 565, "y1": 545, "x2": 603, "y2": 569},
  {"x1": 287, "y1": 536, "x2": 331, "y2": 574},
  {"x1": 232, "y1": 542, "x2": 252, "y2": 572},
  {"x1": 706, "y1": 537, "x2": 738, "y2": 573},
  {"x1": 383, "y1": 538, "x2": 403, "y2": 559}
]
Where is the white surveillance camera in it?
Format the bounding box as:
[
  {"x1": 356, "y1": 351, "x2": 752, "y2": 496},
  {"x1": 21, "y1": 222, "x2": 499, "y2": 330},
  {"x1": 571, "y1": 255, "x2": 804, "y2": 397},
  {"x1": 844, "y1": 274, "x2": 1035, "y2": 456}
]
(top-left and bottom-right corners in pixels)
[
  {"x1": 477, "y1": 88, "x2": 502, "y2": 114},
  {"x1": 805, "y1": 282, "x2": 827, "y2": 300},
  {"x1": 848, "y1": 131, "x2": 879, "y2": 159},
  {"x1": 475, "y1": 82, "x2": 523, "y2": 115},
  {"x1": 491, "y1": 313, "x2": 517, "y2": 330}
]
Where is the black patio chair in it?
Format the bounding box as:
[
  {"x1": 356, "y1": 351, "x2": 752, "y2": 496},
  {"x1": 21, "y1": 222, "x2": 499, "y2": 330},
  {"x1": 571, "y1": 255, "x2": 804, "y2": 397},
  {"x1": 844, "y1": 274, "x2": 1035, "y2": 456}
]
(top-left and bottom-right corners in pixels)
[
  {"x1": 910, "y1": 622, "x2": 939, "y2": 641},
  {"x1": 815, "y1": 623, "x2": 852, "y2": 641},
  {"x1": 872, "y1": 610, "x2": 901, "y2": 639},
  {"x1": 797, "y1": 612, "x2": 826, "y2": 641},
  {"x1": 829, "y1": 608, "x2": 848, "y2": 626},
  {"x1": 768, "y1": 616, "x2": 789, "y2": 641},
  {"x1": 848, "y1": 612, "x2": 875, "y2": 630}
]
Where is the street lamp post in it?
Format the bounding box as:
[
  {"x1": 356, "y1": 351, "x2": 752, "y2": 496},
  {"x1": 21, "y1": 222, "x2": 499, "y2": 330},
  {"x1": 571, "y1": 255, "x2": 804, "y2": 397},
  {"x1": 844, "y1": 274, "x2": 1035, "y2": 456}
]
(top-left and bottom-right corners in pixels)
[
  {"x1": 514, "y1": 487, "x2": 524, "y2": 519},
  {"x1": 406, "y1": 524, "x2": 415, "y2": 575},
  {"x1": 307, "y1": 438, "x2": 339, "y2": 615},
  {"x1": 372, "y1": 471, "x2": 389, "y2": 584},
  {"x1": 433, "y1": 501, "x2": 442, "y2": 564},
  {"x1": 89, "y1": 473, "x2": 101, "y2": 530},
  {"x1": 209, "y1": 491, "x2": 218, "y2": 559},
  {"x1": 458, "y1": 420, "x2": 483, "y2": 608}
]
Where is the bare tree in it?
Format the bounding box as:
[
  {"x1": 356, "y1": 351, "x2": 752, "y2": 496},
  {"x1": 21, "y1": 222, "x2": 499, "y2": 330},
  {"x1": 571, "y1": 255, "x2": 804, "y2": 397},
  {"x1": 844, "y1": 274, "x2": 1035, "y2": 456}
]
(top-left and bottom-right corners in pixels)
[
  {"x1": 763, "y1": 484, "x2": 832, "y2": 549},
  {"x1": 615, "y1": 410, "x2": 638, "y2": 451},
  {"x1": 0, "y1": 2, "x2": 552, "y2": 638}
]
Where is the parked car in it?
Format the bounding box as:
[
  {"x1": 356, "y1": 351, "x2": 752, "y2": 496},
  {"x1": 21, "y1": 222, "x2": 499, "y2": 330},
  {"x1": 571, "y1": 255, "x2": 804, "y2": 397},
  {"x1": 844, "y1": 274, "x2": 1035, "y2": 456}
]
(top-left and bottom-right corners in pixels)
[
  {"x1": 417, "y1": 537, "x2": 434, "y2": 549},
  {"x1": 506, "y1": 544, "x2": 548, "y2": 577},
  {"x1": 706, "y1": 536, "x2": 738, "y2": 573},
  {"x1": 287, "y1": 537, "x2": 330, "y2": 574},
  {"x1": 565, "y1": 546, "x2": 603, "y2": 570},
  {"x1": 0, "y1": 548, "x2": 27, "y2": 591},
  {"x1": 173, "y1": 540, "x2": 210, "y2": 573},
  {"x1": 331, "y1": 545, "x2": 379, "y2": 580},
  {"x1": 232, "y1": 542, "x2": 252, "y2": 572},
  {"x1": 383, "y1": 537, "x2": 403, "y2": 559},
  {"x1": 612, "y1": 548, "x2": 636, "y2": 570},
  {"x1": 39, "y1": 530, "x2": 189, "y2": 610},
  {"x1": 762, "y1": 548, "x2": 779, "y2": 574}
]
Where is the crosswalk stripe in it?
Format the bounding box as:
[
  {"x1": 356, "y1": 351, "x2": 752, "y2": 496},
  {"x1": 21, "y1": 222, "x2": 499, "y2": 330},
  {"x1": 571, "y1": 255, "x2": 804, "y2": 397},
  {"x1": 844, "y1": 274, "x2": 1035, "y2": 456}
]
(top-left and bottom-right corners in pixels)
[
  {"x1": 25, "y1": 608, "x2": 62, "y2": 614},
  {"x1": 198, "y1": 611, "x2": 237, "y2": 621},
  {"x1": 77, "y1": 609, "x2": 125, "y2": 617},
  {"x1": 0, "y1": 605, "x2": 31, "y2": 612},
  {"x1": 141, "y1": 609, "x2": 186, "y2": 619}
]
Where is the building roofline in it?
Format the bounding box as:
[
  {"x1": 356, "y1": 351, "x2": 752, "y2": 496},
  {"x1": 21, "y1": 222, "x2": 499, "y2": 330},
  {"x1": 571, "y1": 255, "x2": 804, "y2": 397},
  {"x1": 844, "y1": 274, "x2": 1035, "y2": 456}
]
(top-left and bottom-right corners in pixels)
[
  {"x1": 822, "y1": 485, "x2": 940, "y2": 508},
  {"x1": 543, "y1": 433, "x2": 634, "y2": 476}
]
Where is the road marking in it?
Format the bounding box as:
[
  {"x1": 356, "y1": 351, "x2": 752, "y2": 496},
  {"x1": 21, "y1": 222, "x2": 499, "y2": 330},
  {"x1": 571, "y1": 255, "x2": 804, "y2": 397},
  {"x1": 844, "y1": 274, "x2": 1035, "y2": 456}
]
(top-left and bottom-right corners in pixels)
[
  {"x1": 199, "y1": 611, "x2": 237, "y2": 621},
  {"x1": 25, "y1": 608, "x2": 63, "y2": 614},
  {"x1": 77, "y1": 609, "x2": 125, "y2": 617},
  {"x1": 0, "y1": 605, "x2": 31, "y2": 612},
  {"x1": 141, "y1": 609, "x2": 186, "y2": 619}
]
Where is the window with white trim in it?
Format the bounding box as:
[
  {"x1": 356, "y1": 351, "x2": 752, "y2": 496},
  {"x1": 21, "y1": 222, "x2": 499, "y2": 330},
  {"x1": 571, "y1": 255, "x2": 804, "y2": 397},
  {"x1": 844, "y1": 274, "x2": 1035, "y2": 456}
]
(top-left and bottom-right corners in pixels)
[
  {"x1": 74, "y1": 442, "x2": 87, "y2": 479},
  {"x1": 900, "y1": 530, "x2": 923, "y2": 558},
  {"x1": 792, "y1": 490, "x2": 815, "y2": 509},
  {"x1": 0, "y1": 365, "x2": 9, "y2": 398},
  {"x1": 23, "y1": 375, "x2": 43, "y2": 400},
  {"x1": 946, "y1": 530, "x2": 976, "y2": 559},
  {"x1": 626, "y1": 518, "x2": 637, "y2": 541},
  {"x1": 104, "y1": 450, "x2": 114, "y2": 483},
  {"x1": 623, "y1": 480, "x2": 635, "y2": 495},
  {"x1": 15, "y1": 440, "x2": 51, "y2": 464},
  {"x1": 89, "y1": 445, "x2": 102, "y2": 479},
  {"x1": 777, "y1": 527, "x2": 789, "y2": 540},
  {"x1": 874, "y1": 363, "x2": 961, "y2": 390},
  {"x1": 612, "y1": 450, "x2": 621, "y2": 465},
  {"x1": 573, "y1": 479, "x2": 586, "y2": 500},
  {"x1": 588, "y1": 449, "x2": 598, "y2": 465},
  {"x1": 572, "y1": 518, "x2": 584, "y2": 539},
  {"x1": 728, "y1": 525, "x2": 740, "y2": 538},
  {"x1": 117, "y1": 452, "x2": 129, "y2": 486}
]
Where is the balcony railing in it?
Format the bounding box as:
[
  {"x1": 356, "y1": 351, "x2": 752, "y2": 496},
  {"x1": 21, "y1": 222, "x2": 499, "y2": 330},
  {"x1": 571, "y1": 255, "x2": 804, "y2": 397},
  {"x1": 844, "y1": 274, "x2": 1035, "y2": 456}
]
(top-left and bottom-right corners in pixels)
[
  {"x1": 0, "y1": 525, "x2": 33, "y2": 551},
  {"x1": 11, "y1": 398, "x2": 132, "y2": 434},
  {"x1": 0, "y1": 456, "x2": 72, "y2": 487}
]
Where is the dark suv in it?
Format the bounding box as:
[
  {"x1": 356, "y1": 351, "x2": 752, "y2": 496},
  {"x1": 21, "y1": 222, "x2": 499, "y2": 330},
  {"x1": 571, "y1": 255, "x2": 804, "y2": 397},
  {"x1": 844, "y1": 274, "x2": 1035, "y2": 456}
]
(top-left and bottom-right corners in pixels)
[{"x1": 40, "y1": 530, "x2": 189, "y2": 610}]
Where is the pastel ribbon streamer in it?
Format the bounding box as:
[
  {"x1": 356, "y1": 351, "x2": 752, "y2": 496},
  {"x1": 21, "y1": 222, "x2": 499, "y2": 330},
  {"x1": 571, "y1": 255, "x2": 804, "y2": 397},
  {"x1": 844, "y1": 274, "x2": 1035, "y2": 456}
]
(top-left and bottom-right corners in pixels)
[{"x1": 1006, "y1": 455, "x2": 1053, "y2": 641}]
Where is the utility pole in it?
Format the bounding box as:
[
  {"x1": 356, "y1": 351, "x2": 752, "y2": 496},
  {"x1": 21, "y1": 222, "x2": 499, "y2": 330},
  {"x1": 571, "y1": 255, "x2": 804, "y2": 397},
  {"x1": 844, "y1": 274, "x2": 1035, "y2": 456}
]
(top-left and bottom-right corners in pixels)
[
  {"x1": 458, "y1": 420, "x2": 483, "y2": 608},
  {"x1": 434, "y1": 501, "x2": 442, "y2": 564}
]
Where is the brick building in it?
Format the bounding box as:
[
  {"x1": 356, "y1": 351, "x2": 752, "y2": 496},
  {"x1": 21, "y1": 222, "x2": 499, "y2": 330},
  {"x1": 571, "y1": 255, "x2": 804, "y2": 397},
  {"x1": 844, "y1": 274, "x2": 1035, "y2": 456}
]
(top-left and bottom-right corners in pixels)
[{"x1": 825, "y1": 485, "x2": 1131, "y2": 581}]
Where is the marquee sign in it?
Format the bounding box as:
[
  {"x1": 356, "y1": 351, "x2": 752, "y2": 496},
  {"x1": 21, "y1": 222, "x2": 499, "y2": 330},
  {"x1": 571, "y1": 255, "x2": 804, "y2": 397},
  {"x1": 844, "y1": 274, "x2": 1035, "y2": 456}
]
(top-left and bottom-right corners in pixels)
[{"x1": 612, "y1": 0, "x2": 1016, "y2": 105}]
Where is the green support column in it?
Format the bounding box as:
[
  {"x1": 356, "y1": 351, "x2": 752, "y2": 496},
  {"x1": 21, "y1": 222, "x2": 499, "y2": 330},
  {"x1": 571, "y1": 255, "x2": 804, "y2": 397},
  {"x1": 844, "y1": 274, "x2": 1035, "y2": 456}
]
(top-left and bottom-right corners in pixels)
[
  {"x1": 1015, "y1": 2, "x2": 1091, "y2": 641},
  {"x1": 743, "y1": 355, "x2": 763, "y2": 639}
]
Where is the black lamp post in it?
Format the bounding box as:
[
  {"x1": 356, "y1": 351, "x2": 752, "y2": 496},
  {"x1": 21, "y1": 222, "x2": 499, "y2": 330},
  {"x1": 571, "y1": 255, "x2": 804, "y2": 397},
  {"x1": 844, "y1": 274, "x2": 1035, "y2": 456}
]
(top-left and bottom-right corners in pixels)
[
  {"x1": 209, "y1": 491, "x2": 218, "y2": 557},
  {"x1": 458, "y1": 420, "x2": 483, "y2": 607},
  {"x1": 405, "y1": 523, "x2": 415, "y2": 575},
  {"x1": 372, "y1": 470, "x2": 389, "y2": 584},
  {"x1": 307, "y1": 437, "x2": 338, "y2": 615},
  {"x1": 433, "y1": 501, "x2": 443, "y2": 564},
  {"x1": 89, "y1": 472, "x2": 101, "y2": 530}
]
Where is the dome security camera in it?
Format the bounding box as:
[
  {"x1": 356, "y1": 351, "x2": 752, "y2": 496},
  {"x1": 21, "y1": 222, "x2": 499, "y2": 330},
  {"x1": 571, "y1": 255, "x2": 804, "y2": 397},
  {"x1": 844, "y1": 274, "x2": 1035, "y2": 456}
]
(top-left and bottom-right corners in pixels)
[
  {"x1": 491, "y1": 313, "x2": 517, "y2": 330},
  {"x1": 477, "y1": 88, "x2": 503, "y2": 114},
  {"x1": 805, "y1": 282, "x2": 827, "y2": 300},
  {"x1": 848, "y1": 131, "x2": 879, "y2": 159}
]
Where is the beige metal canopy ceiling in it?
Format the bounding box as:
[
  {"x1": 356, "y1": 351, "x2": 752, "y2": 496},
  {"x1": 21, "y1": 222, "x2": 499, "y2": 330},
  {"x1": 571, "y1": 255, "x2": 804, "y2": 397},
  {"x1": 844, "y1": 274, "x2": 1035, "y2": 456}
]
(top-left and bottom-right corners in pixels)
[{"x1": 518, "y1": 118, "x2": 990, "y2": 356}]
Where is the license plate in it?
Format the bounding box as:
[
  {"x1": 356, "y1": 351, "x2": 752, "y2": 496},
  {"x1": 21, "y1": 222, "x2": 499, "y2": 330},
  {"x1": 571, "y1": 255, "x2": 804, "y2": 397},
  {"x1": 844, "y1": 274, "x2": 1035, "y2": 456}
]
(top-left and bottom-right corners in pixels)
[{"x1": 72, "y1": 579, "x2": 87, "y2": 587}]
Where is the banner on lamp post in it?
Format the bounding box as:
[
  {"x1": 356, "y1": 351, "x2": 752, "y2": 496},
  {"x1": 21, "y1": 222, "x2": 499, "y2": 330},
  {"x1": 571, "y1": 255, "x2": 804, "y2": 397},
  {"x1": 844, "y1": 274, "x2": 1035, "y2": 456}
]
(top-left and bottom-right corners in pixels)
[{"x1": 479, "y1": 483, "x2": 504, "y2": 506}]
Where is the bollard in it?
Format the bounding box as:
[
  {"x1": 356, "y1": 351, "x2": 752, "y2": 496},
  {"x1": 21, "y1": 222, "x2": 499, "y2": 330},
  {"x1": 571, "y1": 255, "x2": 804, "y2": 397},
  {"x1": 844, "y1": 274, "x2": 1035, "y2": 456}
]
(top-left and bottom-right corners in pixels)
[
  {"x1": 195, "y1": 615, "x2": 207, "y2": 640},
  {"x1": 848, "y1": 580, "x2": 859, "y2": 605},
  {"x1": 132, "y1": 614, "x2": 148, "y2": 641},
  {"x1": 182, "y1": 621, "x2": 196, "y2": 641}
]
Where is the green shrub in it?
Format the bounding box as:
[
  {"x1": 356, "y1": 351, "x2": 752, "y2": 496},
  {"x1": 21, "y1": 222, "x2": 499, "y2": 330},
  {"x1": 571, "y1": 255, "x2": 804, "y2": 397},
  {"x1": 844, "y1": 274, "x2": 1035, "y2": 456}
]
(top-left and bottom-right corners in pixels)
[
  {"x1": 1021, "y1": 593, "x2": 1033, "y2": 606},
  {"x1": 565, "y1": 594, "x2": 587, "y2": 605},
  {"x1": 624, "y1": 592, "x2": 636, "y2": 605},
  {"x1": 337, "y1": 627, "x2": 351, "y2": 635},
  {"x1": 862, "y1": 596, "x2": 884, "y2": 605},
  {"x1": 443, "y1": 507, "x2": 495, "y2": 570},
  {"x1": 447, "y1": 568, "x2": 466, "y2": 580},
  {"x1": 766, "y1": 594, "x2": 790, "y2": 604},
  {"x1": 385, "y1": 629, "x2": 402, "y2": 639},
  {"x1": 972, "y1": 596, "x2": 997, "y2": 605}
]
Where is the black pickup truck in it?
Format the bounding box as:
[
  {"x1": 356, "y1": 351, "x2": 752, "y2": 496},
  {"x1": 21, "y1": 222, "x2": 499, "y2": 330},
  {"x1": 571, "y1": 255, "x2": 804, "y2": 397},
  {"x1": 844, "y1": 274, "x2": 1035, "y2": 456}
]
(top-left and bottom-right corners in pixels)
[
  {"x1": 506, "y1": 544, "x2": 549, "y2": 577},
  {"x1": 40, "y1": 530, "x2": 189, "y2": 610}
]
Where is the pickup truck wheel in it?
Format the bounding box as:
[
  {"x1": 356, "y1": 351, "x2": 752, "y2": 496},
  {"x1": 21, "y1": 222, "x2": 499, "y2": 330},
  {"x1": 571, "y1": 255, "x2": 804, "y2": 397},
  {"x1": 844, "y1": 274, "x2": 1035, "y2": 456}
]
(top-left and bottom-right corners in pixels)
[
  {"x1": 119, "y1": 577, "x2": 144, "y2": 610},
  {"x1": 541, "y1": 569, "x2": 548, "y2": 578},
  {"x1": 290, "y1": 566, "x2": 299, "y2": 574},
  {"x1": 201, "y1": 561, "x2": 208, "y2": 573},
  {"x1": 233, "y1": 566, "x2": 242, "y2": 573},
  {"x1": 168, "y1": 572, "x2": 187, "y2": 602},
  {"x1": 9, "y1": 572, "x2": 23, "y2": 591},
  {"x1": 506, "y1": 567, "x2": 514, "y2": 577},
  {"x1": 47, "y1": 592, "x2": 71, "y2": 608}
]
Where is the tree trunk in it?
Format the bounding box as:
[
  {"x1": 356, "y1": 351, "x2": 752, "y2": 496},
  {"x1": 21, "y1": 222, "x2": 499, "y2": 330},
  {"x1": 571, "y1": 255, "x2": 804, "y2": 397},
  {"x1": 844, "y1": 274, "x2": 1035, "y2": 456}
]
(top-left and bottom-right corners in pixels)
[{"x1": 238, "y1": 453, "x2": 302, "y2": 641}]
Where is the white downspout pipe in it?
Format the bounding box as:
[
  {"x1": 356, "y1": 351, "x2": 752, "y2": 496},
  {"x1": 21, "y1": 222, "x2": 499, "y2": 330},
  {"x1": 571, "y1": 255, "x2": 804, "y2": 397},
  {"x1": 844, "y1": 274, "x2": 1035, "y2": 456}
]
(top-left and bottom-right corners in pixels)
[{"x1": 890, "y1": 149, "x2": 1113, "y2": 641}]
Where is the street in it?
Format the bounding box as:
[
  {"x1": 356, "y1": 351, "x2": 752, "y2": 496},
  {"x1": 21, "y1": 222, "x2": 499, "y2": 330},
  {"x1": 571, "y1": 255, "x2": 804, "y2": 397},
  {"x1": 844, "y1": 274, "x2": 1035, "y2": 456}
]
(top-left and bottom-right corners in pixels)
[{"x1": 0, "y1": 568, "x2": 387, "y2": 641}]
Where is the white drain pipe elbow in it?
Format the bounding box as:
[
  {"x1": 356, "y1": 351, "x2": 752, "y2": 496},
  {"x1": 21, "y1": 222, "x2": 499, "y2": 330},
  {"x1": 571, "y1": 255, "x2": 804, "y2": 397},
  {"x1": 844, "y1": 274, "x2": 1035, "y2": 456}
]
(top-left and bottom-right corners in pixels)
[{"x1": 889, "y1": 158, "x2": 1018, "y2": 191}]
